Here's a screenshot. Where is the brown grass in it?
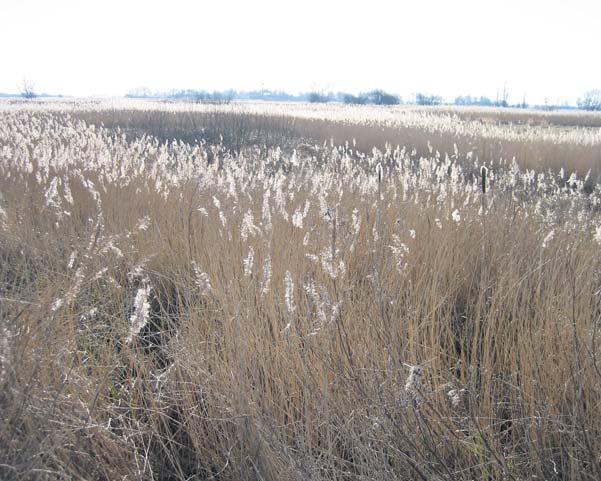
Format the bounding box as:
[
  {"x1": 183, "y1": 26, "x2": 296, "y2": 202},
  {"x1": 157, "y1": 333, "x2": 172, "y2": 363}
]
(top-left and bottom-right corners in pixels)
[
  {"x1": 429, "y1": 104, "x2": 601, "y2": 128},
  {"x1": 1, "y1": 109, "x2": 601, "y2": 480},
  {"x1": 73, "y1": 106, "x2": 601, "y2": 176}
]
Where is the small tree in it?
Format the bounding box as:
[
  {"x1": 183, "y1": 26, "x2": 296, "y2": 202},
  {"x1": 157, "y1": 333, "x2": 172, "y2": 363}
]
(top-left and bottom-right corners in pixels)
[
  {"x1": 520, "y1": 94, "x2": 528, "y2": 109},
  {"x1": 578, "y1": 90, "x2": 601, "y2": 111},
  {"x1": 416, "y1": 93, "x2": 442, "y2": 106},
  {"x1": 21, "y1": 78, "x2": 36, "y2": 99},
  {"x1": 455, "y1": 95, "x2": 493, "y2": 106},
  {"x1": 308, "y1": 92, "x2": 330, "y2": 103},
  {"x1": 343, "y1": 93, "x2": 367, "y2": 105},
  {"x1": 455, "y1": 95, "x2": 473, "y2": 105},
  {"x1": 365, "y1": 90, "x2": 400, "y2": 105}
]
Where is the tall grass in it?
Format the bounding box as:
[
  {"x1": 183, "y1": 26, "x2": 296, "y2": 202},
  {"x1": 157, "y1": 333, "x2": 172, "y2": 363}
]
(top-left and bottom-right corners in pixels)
[
  {"x1": 65, "y1": 102, "x2": 601, "y2": 176},
  {"x1": 1, "y1": 109, "x2": 601, "y2": 480}
]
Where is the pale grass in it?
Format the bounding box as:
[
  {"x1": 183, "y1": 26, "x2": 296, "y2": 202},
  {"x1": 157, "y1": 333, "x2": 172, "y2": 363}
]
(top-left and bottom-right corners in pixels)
[{"x1": 1, "y1": 108, "x2": 601, "y2": 481}]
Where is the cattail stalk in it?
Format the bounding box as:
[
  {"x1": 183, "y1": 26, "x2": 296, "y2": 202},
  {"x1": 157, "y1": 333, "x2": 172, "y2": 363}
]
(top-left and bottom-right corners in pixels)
[{"x1": 481, "y1": 166, "x2": 488, "y2": 195}]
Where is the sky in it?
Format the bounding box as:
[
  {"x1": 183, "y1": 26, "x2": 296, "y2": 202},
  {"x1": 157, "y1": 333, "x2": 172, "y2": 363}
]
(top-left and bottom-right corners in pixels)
[{"x1": 1, "y1": 0, "x2": 600, "y2": 104}]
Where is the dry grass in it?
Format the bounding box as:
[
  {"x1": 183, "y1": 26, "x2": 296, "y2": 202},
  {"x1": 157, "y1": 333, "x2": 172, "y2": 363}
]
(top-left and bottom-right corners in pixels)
[
  {"x1": 2, "y1": 106, "x2": 601, "y2": 480},
  {"x1": 430, "y1": 105, "x2": 601, "y2": 128},
  {"x1": 65, "y1": 102, "x2": 601, "y2": 176}
]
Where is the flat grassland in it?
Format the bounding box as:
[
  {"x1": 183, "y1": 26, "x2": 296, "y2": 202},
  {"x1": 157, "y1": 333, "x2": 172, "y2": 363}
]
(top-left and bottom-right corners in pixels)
[{"x1": 2, "y1": 100, "x2": 601, "y2": 481}]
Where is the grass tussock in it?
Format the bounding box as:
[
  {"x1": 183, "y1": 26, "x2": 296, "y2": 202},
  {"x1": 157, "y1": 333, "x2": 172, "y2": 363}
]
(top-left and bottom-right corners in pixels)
[{"x1": 1, "y1": 107, "x2": 601, "y2": 480}]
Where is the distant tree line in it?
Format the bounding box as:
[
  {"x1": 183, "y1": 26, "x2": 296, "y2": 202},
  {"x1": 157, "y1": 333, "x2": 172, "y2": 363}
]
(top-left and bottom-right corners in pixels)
[
  {"x1": 127, "y1": 88, "x2": 292, "y2": 102},
  {"x1": 126, "y1": 88, "x2": 404, "y2": 105},
  {"x1": 127, "y1": 88, "x2": 312, "y2": 103},
  {"x1": 121, "y1": 86, "x2": 601, "y2": 111},
  {"x1": 11, "y1": 77, "x2": 601, "y2": 111},
  {"x1": 454, "y1": 94, "x2": 529, "y2": 109}
]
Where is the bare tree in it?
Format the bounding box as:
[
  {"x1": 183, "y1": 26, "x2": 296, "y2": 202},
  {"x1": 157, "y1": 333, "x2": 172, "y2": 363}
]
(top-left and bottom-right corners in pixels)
[
  {"x1": 578, "y1": 90, "x2": 601, "y2": 111},
  {"x1": 21, "y1": 78, "x2": 37, "y2": 99}
]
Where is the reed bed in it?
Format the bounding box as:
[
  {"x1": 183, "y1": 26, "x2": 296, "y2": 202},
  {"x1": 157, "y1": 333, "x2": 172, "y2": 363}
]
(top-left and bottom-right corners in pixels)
[
  {"x1": 1, "y1": 106, "x2": 601, "y2": 480},
  {"x1": 3, "y1": 99, "x2": 601, "y2": 173}
]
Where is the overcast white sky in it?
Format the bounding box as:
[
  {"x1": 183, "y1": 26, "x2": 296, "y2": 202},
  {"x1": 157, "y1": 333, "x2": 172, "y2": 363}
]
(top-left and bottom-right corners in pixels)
[{"x1": 1, "y1": 0, "x2": 600, "y2": 104}]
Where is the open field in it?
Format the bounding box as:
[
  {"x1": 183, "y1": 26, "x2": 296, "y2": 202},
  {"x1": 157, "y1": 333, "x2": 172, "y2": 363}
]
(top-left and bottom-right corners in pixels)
[{"x1": 2, "y1": 100, "x2": 601, "y2": 480}]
